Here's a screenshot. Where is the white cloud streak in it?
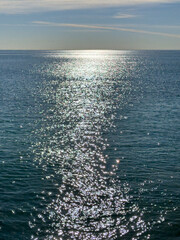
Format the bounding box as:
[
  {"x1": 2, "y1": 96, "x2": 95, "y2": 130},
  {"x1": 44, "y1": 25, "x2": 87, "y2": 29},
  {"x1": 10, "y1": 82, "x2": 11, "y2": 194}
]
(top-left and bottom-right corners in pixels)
[
  {"x1": 113, "y1": 13, "x2": 138, "y2": 19},
  {"x1": 1, "y1": 22, "x2": 180, "y2": 30},
  {"x1": 0, "y1": 0, "x2": 180, "y2": 14},
  {"x1": 32, "y1": 21, "x2": 180, "y2": 39}
]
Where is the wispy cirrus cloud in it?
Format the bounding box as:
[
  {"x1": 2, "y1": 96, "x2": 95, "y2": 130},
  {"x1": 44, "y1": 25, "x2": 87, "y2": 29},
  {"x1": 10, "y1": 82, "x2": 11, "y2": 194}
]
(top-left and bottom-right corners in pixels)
[
  {"x1": 0, "y1": 0, "x2": 180, "y2": 14},
  {"x1": 113, "y1": 13, "x2": 138, "y2": 19},
  {"x1": 33, "y1": 21, "x2": 180, "y2": 39},
  {"x1": 2, "y1": 22, "x2": 179, "y2": 30}
]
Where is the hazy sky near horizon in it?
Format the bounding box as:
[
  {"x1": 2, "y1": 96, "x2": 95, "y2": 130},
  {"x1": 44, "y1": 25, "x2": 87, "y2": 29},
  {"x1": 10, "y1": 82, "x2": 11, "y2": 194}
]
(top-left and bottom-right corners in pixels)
[{"x1": 0, "y1": 0, "x2": 180, "y2": 50}]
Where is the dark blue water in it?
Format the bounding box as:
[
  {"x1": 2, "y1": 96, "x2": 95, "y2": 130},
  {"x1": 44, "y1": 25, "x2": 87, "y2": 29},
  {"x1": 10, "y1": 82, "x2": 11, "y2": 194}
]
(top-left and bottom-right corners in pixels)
[{"x1": 0, "y1": 50, "x2": 180, "y2": 240}]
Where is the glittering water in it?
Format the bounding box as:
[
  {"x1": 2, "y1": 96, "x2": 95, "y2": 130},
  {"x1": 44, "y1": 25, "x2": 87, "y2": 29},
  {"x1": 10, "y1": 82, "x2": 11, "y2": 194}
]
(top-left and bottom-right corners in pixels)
[{"x1": 0, "y1": 50, "x2": 180, "y2": 240}]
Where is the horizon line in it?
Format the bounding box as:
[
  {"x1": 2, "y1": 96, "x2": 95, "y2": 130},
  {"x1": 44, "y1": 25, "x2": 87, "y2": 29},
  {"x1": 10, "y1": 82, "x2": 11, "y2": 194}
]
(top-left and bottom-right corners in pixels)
[{"x1": 0, "y1": 49, "x2": 180, "y2": 51}]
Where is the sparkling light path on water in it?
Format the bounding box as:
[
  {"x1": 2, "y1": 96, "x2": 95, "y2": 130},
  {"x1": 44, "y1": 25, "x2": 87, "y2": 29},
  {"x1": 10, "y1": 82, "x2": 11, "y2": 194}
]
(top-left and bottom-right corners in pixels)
[{"x1": 29, "y1": 51, "x2": 154, "y2": 240}]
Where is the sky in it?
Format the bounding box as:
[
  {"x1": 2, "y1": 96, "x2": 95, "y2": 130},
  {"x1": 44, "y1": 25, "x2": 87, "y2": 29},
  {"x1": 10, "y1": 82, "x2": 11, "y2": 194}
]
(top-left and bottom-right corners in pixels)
[{"x1": 0, "y1": 0, "x2": 180, "y2": 50}]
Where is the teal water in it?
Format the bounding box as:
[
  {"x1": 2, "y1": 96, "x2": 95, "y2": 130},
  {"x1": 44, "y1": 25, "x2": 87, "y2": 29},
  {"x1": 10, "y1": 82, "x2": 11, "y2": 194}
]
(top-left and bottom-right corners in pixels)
[{"x1": 0, "y1": 50, "x2": 180, "y2": 240}]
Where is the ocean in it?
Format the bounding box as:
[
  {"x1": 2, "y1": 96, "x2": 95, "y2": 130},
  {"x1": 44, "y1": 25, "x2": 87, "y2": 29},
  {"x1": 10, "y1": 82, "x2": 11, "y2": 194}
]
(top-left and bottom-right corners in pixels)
[{"x1": 0, "y1": 50, "x2": 180, "y2": 240}]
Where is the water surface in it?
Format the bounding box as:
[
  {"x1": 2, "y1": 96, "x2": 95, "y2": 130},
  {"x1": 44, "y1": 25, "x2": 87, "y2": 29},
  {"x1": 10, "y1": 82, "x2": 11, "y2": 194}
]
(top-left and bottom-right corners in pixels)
[{"x1": 0, "y1": 50, "x2": 180, "y2": 239}]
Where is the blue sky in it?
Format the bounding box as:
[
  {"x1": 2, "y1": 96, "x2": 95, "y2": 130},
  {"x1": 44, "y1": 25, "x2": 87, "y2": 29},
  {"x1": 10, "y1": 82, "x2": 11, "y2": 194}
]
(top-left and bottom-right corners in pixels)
[{"x1": 0, "y1": 0, "x2": 180, "y2": 50}]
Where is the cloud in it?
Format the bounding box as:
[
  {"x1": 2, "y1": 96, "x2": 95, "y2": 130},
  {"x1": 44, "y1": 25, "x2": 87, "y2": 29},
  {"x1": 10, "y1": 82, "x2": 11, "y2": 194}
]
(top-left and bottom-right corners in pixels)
[
  {"x1": 33, "y1": 21, "x2": 180, "y2": 39},
  {"x1": 0, "y1": 0, "x2": 180, "y2": 14},
  {"x1": 113, "y1": 13, "x2": 138, "y2": 19}
]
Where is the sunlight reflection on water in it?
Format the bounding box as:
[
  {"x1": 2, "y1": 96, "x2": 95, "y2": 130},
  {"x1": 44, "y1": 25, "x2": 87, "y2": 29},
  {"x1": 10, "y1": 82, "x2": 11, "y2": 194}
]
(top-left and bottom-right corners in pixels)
[{"x1": 29, "y1": 51, "x2": 162, "y2": 240}]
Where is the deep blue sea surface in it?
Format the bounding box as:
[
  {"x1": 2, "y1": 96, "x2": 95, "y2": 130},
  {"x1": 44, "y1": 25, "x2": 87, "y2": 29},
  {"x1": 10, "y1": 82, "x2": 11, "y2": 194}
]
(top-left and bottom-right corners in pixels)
[{"x1": 0, "y1": 50, "x2": 180, "y2": 240}]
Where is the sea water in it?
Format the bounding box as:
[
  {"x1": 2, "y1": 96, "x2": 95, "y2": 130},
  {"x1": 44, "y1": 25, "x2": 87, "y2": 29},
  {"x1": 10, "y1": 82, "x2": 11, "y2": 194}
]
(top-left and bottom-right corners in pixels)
[{"x1": 0, "y1": 50, "x2": 180, "y2": 240}]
